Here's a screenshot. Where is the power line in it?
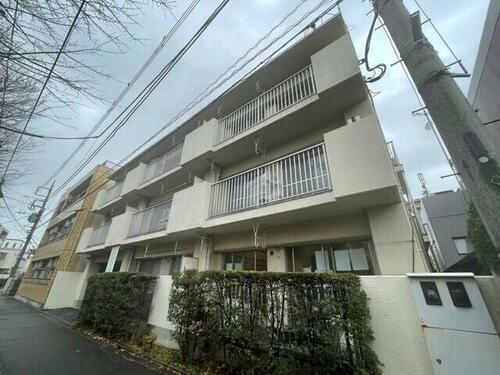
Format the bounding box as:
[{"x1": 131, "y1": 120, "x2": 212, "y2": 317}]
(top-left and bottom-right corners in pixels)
[
  {"x1": 0, "y1": 0, "x2": 18, "y2": 129},
  {"x1": 0, "y1": 124, "x2": 102, "y2": 140},
  {"x1": 47, "y1": 0, "x2": 342, "y2": 204},
  {"x1": 1, "y1": 0, "x2": 87, "y2": 181},
  {"x1": 42, "y1": 0, "x2": 201, "y2": 186},
  {"x1": 32, "y1": 0, "x2": 333, "y2": 219},
  {"x1": 48, "y1": 0, "x2": 232, "y2": 199},
  {"x1": 376, "y1": 15, "x2": 464, "y2": 191}
]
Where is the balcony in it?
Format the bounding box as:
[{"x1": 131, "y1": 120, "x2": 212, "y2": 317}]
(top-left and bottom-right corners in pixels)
[
  {"x1": 216, "y1": 65, "x2": 316, "y2": 145},
  {"x1": 100, "y1": 182, "x2": 123, "y2": 207},
  {"x1": 142, "y1": 145, "x2": 182, "y2": 184},
  {"x1": 87, "y1": 224, "x2": 110, "y2": 247},
  {"x1": 128, "y1": 201, "x2": 171, "y2": 238},
  {"x1": 209, "y1": 143, "x2": 331, "y2": 217}
]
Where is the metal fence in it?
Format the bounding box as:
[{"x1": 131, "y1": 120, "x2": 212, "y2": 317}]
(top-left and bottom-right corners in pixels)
[
  {"x1": 217, "y1": 65, "x2": 316, "y2": 144},
  {"x1": 128, "y1": 201, "x2": 171, "y2": 238},
  {"x1": 87, "y1": 224, "x2": 110, "y2": 247},
  {"x1": 101, "y1": 181, "x2": 123, "y2": 206},
  {"x1": 143, "y1": 145, "x2": 182, "y2": 183},
  {"x1": 209, "y1": 143, "x2": 331, "y2": 217}
]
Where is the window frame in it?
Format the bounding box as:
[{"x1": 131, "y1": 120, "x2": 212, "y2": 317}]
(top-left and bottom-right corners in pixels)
[{"x1": 452, "y1": 237, "x2": 474, "y2": 255}]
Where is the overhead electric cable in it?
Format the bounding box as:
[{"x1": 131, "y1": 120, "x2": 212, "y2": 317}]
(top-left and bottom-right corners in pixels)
[
  {"x1": 42, "y1": 0, "x2": 201, "y2": 185},
  {"x1": 48, "y1": 0, "x2": 232, "y2": 198},
  {"x1": 47, "y1": 0, "x2": 343, "y2": 203},
  {"x1": 1, "y1": 0, "x2": 88, "y2": 181}
]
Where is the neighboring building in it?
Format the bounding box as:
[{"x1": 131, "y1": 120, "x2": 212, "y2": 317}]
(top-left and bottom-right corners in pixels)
[
  {"x1": 0, "y1": 239, "x2": 32, "y2": 287},
  {"x1": 468, "y1": 0, "x2": 500, "y2": 150},
  {"x1": 416, "y1": 190, "x2": 485, "y2": 273},
  {"x1": 73, "y1": 14, "x2": 428, "y2": 287},
  {"x1": 16, "y1": 163, "x2": 112, "y2": 306}
]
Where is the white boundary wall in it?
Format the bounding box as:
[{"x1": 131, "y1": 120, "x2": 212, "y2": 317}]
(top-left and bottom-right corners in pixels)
[
  {"x1": 44, "y1": 271, "x2": 85, "y2": 309},
  {"x1": 361, "y1": 276, "x2": 435, "y2": 375}
]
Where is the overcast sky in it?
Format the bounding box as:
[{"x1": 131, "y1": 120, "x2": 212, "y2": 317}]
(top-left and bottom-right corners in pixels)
[{"x1": 1, "y1": 0, "x2": 490, "y2": 239}]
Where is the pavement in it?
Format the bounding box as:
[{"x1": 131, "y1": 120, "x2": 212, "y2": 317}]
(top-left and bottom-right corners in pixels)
[{"x1": 0, "y1": 296, "x2": 159, "y2": 375}]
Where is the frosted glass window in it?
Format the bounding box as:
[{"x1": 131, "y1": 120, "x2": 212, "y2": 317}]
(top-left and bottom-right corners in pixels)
[
  {"x1": 350, "y1": 248, "x2": 369, "y2": 271},
  {"x1": 453, "y1": 237, "x2": 473, "y2": 255},
  {"x1": 315, "y1": 250, "x2": 327, "y2": 272},
  {"x1": 334, "y1": 250, "x2": 351, "y2": 271}
]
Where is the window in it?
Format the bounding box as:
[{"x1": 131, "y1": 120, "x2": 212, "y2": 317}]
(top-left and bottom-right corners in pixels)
[
  {"x1": 287, "y1": 241, "x2": 373, "y2": 275},
  {"x1": 137, "y1": 258, "x2": 162, "y2": 276},
  {"x1": 30, "y1": 257, "x2": 59, "y2": 280},
  {"x1": 169, "y1": 256, "x2": 182, "y2": 275},
  {"x1": 453, "y1": 237, "x2": 474, "y2": 255},
  {"x1": 224, "y1": 250, "x2": 267, "y2": 271},
  {"x1": 446, "y1": 282, "x2": 472, "y2": 308},
  {"x1": 420, "y1": 281, "x2": 442, "y2": 306}
]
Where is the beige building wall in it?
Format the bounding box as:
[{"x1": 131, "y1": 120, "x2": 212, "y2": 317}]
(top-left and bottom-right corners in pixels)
[{"x1": 17, "y1": 164, "x2": 111, "y2": 306}]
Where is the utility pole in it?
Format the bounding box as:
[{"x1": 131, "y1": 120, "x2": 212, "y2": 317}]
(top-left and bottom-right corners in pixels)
[
  {"x1": 374, "y1": 0, "x2": 500, "y2": 251},
  {"x1": 2, "y1": 181, "x2": 54, "y2": 293}
]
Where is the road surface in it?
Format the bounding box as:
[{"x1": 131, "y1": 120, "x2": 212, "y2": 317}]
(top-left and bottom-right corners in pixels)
[{"x1": 0, "y1": 296, "x2": 158, "y2": 375}]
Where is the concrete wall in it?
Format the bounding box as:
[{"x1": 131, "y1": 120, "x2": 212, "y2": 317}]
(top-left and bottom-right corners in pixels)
[
  {"x1": 180, "y1": 119, "x2": 216, "y2": 166},
  {"x1": 368, "y1": 202, "x2": 427, "y2": 274},
  {"x1": 311, "y1": 33, "x2": 361, "y2": 94},
  {"x1": 121, "y1": 163, "x2": 145, "y2": 196},
  {"x1": 44, "y1": 271, "x2": 84, "y2": 309},
  {"x1": 361, "y1": 276, "x2": 434, "y2": 375},
  {"x1": 167, "y1": 180, "x2": 211, "y2": 234},
  {"x1": 324, "y1": 115, "x2": 397, "y2": 199},
  {"x1": 476, "y1": 276, "x2": 500, "y2": 334},
  {"x1": 408, "y1": 275, "x2": 500, "y2": 375},
  {"x1": 147, "y1": 275, "x2": 178, "y2": 349}
]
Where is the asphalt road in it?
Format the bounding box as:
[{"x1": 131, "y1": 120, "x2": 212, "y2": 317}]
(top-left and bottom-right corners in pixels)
[{"x1": 0, "y1": 297, "x2": 158, "y2": 375}]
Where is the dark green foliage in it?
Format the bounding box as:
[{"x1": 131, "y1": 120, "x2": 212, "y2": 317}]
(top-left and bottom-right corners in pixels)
[
  {"x1": 169, "y1": 271, "x2": 381, "y2": 374},
  {"x1": 77, "y1": 272, "x2": 156, "y2": 340},
  {"x1": 468, "y1": 204, "x2": 500, "y2": 274}
]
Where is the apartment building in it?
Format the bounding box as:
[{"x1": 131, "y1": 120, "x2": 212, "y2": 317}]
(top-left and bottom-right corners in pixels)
[
  {"x1": 76, "y1": 14, "x2": 428, "y2": 282},
  {"x1": 469, "y1": 0, "x2": 500, "y2": 150},
  {"x1": 0, "y1": 239, "x2": 32, "y2": 288},
  {"x1": 16, "y1": 163, "x2": 111, "y2": 306}
]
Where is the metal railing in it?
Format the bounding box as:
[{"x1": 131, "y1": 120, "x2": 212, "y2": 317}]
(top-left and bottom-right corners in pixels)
[
  {"x1": 101, "y1": 181, "x2": 123, "y2": 206},
  {"x1": 209, "y1": 143, "x2": 331, "y2": 217},
  {"x1": 217, "y1": 65, "x2": 316, "y2": 144},
  {"x1": 386, "y1": 141, "x2": 401, "y2": 166},
  {"x1": 143, "y1": 145, "x2": 183, "y2": 183},
  {"x1": 87, "y1": 223, "x2": 110, "y2": 247},
  {"x1": 128, "y1": 201, "x2": 171, "y2": 238}
]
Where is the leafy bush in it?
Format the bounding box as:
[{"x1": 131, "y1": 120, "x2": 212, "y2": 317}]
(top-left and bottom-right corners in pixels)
[
  {"x1": 169, "y1": 271, "x2": 381, "y2": 374},
  {"x1": 77, "y1": 272, "x2": 156, "y2": 340},
  {"x1": 468, "y1": 204, "x2": 500, "y2": 274}
]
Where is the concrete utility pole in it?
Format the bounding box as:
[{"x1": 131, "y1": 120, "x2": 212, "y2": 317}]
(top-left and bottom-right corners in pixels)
[
  {"x1": 374, "y1": 0, "x2": 500, "y2": 251},
  {"x1": 2, "y1": 182, "x2": 54, "y2": 293}
]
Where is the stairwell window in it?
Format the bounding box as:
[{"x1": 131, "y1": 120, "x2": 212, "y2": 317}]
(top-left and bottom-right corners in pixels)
[{"x1": 453, "y1": 237, "x2": 474, "y2": 255}]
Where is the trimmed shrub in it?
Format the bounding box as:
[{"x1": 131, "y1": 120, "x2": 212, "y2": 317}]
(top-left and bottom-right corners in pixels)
[
  {"x1": 77, "y1": 272, "x2": 156, "y2": 340},
  {"x1": 169, "y1": 271, "x2": 381, "y2": 374}
]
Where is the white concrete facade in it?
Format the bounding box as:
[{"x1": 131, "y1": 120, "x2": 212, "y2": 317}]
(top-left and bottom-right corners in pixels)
[{"x1": 73, "y1": 15, "x2": 428, "y2": 280}]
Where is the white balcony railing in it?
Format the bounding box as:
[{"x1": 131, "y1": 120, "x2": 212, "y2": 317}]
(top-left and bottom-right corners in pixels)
[
  {"x1": 101, "y1": 181, "x2": 123, "y2": 206},
  {"x1": 216, "y1": 65, "x2": 316, "y2": 144},
  {"x1": 143, "y1": 145, "x2": 182, "y2": 184},
  {"x1": 128, "y1": 201, "x2": 171, "y2": 238},
  {"x1": 209, "y1": 143, "x2": 331, "y2": 217},
  {"x1": 87, "y1": 224, "x2": 110, "y2": 247}
]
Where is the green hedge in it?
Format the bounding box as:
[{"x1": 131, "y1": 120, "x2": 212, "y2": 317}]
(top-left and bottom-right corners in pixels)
[
  {"x1": 169, "y1": 271, "x2": 381, "y2": 374},
  {"x1": 77, "y1": 272, "x2": 156, "y2": 340}
]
